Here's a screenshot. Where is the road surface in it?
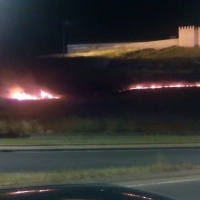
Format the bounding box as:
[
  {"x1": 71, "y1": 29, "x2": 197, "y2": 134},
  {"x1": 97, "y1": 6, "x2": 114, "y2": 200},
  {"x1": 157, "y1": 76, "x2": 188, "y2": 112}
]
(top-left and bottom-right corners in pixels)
[
  {"x1": 124, "y1": 175, "x2": 200, "y2": 200},
  {"x1": 0, "y1": 148, "x2": 200, "y2": 172}
]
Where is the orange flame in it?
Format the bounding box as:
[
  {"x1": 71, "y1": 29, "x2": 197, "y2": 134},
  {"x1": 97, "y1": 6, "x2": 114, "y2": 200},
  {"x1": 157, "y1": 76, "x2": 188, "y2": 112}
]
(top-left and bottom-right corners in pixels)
[
  {"x1": 12, "y1": 92, "x2": 38, "y2": 100},
  {"x1": 10, "y1": 88, "x2": 59, "y2": 100},
  {"x1": 41, "y1": 90, "x2": 58, "y2": 99},
  {"x1": 120, "y1": 82, "x2": 200, "y2": 92}
]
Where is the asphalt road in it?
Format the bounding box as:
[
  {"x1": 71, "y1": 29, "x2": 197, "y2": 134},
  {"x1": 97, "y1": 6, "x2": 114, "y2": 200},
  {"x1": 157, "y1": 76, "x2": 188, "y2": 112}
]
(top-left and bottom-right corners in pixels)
[
  {"x1": 126, "y1": 176, "x2": 200, "y2": 200},
  {"x1": 0, "y1": 148, "x2": 200, "y2": 172}
]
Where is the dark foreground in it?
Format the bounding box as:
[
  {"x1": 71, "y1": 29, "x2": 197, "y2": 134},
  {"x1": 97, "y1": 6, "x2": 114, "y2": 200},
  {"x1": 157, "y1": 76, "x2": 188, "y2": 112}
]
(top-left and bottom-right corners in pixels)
[
  {"x1": 2, "y1": 87, "x2": 200, "y2": 118},
  {"x1": 1, "y1": 87, "x2": 200, "y2": 135}
]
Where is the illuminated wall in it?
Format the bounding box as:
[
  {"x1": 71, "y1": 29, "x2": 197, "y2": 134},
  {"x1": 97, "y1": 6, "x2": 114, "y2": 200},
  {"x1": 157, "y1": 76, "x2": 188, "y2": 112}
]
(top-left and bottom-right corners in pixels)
[
  {"x1": 67, "y1": 26, "x2": 200, "y2": 53},
  {"x1": 197, "y1": 27, "x2": 200, "y2": 46},
  {"x1": 194, "y1": 27, "x2": 198, "y2": 46}
]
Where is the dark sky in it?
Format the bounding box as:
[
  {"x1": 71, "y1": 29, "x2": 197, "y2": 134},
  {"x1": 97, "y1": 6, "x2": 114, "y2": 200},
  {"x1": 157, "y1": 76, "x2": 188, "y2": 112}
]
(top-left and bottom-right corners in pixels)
[{"x1": 0, "y1": 0, "x2": 200, "y2": 57}]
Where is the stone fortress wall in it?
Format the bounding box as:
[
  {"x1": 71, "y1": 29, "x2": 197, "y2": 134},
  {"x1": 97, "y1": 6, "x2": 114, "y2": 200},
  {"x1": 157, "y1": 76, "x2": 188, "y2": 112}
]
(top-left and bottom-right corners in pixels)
[{"x1": 67, "y1": 26, "x2": 200, "y2": 53}]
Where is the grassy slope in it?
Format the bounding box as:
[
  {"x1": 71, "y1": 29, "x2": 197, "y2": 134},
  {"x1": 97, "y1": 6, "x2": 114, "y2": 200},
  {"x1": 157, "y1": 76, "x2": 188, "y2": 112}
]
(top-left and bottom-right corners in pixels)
[
  {"x1": 67, "y1": 46, "x2": 200, "y2": 74},
  {"x1": 68, "y1": 46, "x2": 200, "y2": 59},
  {"x1": 122, "y1": 46, "x2": 200, "y2": 59},
  {"x1": 0, "y1": 47, "x2": 200, "y2": 141}
]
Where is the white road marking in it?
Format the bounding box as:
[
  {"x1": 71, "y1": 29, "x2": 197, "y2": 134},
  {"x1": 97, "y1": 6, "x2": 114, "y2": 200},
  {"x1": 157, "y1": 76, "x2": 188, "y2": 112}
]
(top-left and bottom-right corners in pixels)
[{"x1": 128, "y1": 178, "x2": 200, "y2": 187}]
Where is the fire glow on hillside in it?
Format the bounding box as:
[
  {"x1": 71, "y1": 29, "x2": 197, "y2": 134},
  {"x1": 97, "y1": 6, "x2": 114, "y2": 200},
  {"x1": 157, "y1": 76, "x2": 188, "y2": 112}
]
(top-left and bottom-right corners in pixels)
[
  {"x1": 120, "y1": 82, "x2": 200, "y2": 92},
  {"x1": 8, "y1": 87, "x2": 60, "y2": 100}
]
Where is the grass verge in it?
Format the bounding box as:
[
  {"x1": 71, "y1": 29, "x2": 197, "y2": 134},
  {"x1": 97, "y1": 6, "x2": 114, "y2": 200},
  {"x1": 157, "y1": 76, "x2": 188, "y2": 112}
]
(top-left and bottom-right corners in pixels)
[
  {"x1": 1, "y1": 136, "x2": 200, "y2": 146},
  {"x1": 0, "y1": 161, "x2": 199, "y2": 187},
  {"x1": 1, "y1": 116, "x2": 200, "y2": 138}
]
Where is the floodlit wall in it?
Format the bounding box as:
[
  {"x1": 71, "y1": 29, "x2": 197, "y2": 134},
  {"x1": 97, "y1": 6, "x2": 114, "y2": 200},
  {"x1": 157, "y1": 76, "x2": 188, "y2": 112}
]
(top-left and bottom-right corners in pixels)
[
  {"x1": 197, "y1": 27, "x2": 200, "y2": 47},
  {"x1": 179, "y1": 26, "x2": 195, "y2": 47},
  {"x1": 194, "y1": 28, "x2": 198, "y2": 46},
  {"x1": 67, "y1": 39, "x2": 178, "y2": 53},
  {"x1": 67, "y1": 26, "x2": 200, "y2": 53}
]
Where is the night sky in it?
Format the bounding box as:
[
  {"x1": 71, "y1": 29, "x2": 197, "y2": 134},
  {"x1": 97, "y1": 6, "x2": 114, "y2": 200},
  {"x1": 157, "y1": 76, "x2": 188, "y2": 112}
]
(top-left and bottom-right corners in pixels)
[{"x1": 0, "y1": 0, "x2": 200, "y2": 58}]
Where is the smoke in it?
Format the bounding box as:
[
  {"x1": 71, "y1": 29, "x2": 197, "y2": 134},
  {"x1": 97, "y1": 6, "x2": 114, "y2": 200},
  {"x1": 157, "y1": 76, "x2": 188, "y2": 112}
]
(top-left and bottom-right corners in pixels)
[{"x1": 0, "y1": 63, "x2": 47, "y2": 99}]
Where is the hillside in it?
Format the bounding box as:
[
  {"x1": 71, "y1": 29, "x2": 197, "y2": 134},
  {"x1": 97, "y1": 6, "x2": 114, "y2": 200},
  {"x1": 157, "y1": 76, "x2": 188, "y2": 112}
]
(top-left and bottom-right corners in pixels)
[
  {"x1": 67, "y1": 46, "x2": 200, "y2": 74},
  {"x1": 1, "y1": 46, "x2": 199, "y2": 100},
  {"x1": 68, "y1": 46, "x2": 200, "y2": 59}
]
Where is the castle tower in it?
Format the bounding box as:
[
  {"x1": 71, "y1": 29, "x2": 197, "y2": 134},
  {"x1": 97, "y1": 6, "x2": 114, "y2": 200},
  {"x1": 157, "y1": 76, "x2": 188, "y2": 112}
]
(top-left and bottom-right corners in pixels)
[{"x1": 179, "y1": 26, "x2": 196, "y2": 47}]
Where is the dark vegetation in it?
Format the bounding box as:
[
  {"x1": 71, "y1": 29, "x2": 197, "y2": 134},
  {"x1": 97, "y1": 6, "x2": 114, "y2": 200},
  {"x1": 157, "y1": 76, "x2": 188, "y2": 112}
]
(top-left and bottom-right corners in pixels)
[{"x1": 1, "y1": 46, "x2": 200, "y2": 137}]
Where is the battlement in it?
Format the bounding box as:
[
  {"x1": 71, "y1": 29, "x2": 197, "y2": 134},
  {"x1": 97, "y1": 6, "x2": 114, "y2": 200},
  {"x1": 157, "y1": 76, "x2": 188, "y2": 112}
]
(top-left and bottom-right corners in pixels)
[
  {"x1": 179, "y1": 26, "x2": 200, "y2": 30},
  {"x1": 179, "y1": 25, "x2": 200, "y2": 47},
  {"x1": 179, "y1": 26, "x2": 195, "y2": 29}
]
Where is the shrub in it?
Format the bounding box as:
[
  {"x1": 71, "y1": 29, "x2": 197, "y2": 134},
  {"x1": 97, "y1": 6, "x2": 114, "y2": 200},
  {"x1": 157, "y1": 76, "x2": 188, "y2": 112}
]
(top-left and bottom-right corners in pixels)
[{"x1": 0, "y1": 120, "x2": 44, "y2": 135}]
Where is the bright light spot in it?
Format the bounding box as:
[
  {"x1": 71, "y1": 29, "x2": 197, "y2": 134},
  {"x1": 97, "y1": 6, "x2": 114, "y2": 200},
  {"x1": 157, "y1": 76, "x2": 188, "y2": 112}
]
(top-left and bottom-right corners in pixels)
[
  {"x1": 41, "y1": 90, "x2": 57, "y2": 99},
  {"x1": 8, "y1": 87, "x2": 60, "y2": 100},
  {"x1": 12, "y1": 92, "x2": 38, "y2": 101},
  {"x1": 8, "y1": 189, "x2": 53, "y2": 195}
]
